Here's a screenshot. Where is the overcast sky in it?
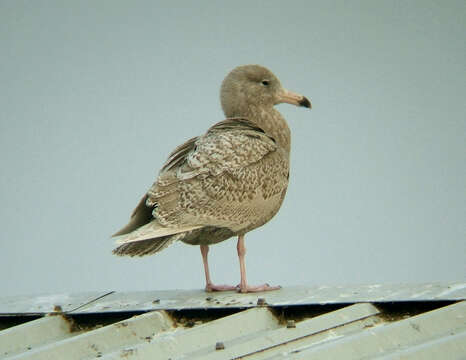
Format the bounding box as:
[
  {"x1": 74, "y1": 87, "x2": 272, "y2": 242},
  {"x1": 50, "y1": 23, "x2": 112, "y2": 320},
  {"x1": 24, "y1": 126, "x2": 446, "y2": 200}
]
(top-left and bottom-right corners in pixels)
[{"x1": 1, "y1": 1, "x2": 465, "y2": 297}]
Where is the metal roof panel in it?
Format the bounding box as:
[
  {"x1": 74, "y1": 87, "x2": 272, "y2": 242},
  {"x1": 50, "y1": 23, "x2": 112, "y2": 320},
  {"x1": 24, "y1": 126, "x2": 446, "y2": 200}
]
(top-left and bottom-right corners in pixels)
[
  {"x1": 0, "y1": 315, "x2": 73, "y2": 358},
  {"x1": 6, "y1": 311, "x2": 173, "y2": 360},
  {"x1": 2, "y1": 282, "x2": 463, "y2": 315},
  {"x1": 185, "y1": 303, "x2": 380, "y2": 360},
  {"x1": 101, "y1": 307, "x2": 278, "y2": 359},
  {"x1": 374, "y1": 329, "x2": 466, "y2": 360},
  {"x1": 272, "y1": 301, "x2": 466, "y2": 359},
  {"x1": 0, "y1": 291, "x2": 113, "y2": 315},
  {"x1": 76, "y1": 282, "x2": 465, "y2": 313},
  {"x1": 0, "y1": 284, "x2": 465, "y2": 360}
]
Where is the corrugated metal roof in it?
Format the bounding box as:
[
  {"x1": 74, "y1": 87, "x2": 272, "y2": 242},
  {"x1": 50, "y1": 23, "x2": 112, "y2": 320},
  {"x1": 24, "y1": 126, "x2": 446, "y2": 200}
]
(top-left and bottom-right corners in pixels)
[{"x1": 0, "y1": 283, "x2": 465, "y2": 359}]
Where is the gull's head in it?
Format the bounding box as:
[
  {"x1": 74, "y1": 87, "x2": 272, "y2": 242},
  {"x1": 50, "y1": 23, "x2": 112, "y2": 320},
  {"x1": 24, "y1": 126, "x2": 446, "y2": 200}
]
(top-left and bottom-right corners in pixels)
[{"x1": 220, "y1": 64, "x2": 311, "y2": 118}]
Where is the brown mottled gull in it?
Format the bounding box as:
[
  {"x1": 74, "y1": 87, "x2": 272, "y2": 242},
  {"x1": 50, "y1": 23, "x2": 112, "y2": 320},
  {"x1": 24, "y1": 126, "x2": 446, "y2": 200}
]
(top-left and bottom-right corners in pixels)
[{"x1": 112, "y1": 64, "x2": 311, "y2": 293}]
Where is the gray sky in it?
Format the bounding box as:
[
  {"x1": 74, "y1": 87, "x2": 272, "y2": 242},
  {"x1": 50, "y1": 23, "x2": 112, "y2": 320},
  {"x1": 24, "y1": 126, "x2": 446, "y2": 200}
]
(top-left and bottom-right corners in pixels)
[{"x1": 1, "y1": 1, "x2": 465, "y2": 297}]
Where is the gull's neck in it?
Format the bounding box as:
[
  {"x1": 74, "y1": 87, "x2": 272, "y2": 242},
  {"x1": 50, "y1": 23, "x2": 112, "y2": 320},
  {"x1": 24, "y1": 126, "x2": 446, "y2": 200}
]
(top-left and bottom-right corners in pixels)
[{"x1": 242, "y1": 105, "x2": 291, "y2": 154}]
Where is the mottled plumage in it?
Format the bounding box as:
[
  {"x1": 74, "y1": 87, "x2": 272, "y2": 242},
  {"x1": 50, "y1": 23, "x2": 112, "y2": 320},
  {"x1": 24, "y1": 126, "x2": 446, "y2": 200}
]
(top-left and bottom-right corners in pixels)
[{"x1": 112, "y1": 65, "x2": 311, "y2": 292}]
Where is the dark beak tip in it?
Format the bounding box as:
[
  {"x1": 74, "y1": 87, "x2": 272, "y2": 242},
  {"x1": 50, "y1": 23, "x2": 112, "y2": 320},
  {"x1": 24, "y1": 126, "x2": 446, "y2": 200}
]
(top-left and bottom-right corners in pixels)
[{"x1": 299, "y1": 96, "x2": 312, "y2": 109}]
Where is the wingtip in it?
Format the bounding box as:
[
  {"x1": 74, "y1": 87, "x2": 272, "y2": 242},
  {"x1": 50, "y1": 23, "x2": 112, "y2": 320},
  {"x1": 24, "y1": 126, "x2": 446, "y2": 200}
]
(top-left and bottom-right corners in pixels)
[{"x1": 111, "y1": 230, "x2": 123, "y2": 238}]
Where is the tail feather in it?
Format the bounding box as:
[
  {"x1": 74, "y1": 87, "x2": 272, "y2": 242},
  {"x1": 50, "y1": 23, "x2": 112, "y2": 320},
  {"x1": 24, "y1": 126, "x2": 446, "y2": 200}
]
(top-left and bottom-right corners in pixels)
[
  {"x1": 113, "y1": 221, "x2": 203, "y2": 245},
  {"x1": 112, "y1": 220, "x2": 204, "y2": 257},
  {"x1": 112, "y1": 235, "x2": 176, "y2": 257}
]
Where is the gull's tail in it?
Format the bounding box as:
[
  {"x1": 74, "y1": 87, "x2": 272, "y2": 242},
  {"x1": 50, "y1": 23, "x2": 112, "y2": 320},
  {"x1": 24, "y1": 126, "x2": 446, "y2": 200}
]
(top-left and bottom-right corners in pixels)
[{"x1": 112, "y1": 221, "x2": 203, "y2": 257}]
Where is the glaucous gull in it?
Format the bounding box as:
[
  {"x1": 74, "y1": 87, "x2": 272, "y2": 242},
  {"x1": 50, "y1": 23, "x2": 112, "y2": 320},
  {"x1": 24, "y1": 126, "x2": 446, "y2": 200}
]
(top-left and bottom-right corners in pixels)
[{"x1": 113, "y1": 64, "x2": 311, "y2": 293}]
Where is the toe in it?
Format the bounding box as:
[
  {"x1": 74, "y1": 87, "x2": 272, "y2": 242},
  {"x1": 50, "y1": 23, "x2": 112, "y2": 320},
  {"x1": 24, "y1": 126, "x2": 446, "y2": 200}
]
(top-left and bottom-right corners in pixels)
[
  {"x1": 238, "y1": 283, "x2": 281, "y2": 293},
  {"x1": 205, "y1": 284, "x2": 238, "y2": 292}
]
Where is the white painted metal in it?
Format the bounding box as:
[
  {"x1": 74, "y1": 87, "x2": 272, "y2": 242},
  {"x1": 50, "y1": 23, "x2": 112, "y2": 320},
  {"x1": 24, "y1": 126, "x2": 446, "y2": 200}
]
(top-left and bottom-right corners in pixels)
[
  {"x1": 183, "y1": 303, "x2": 382, "y2": 360},
  {"x1": 0, "y1": 291, "x2": 112, "y2": 315},
  {"x1": 1, "y1": 283, "x2": 464, "y2": 314},
  {"x1": 248, "y1": 315, "x2": 383, "y2": 360},
  {"x1": 0, "y1": 315, "x2": 74, "y2": 358},
  {"x1": 73, "y1": 282, "x2": 466, "y2": 313},
  {"x1": 270, "y1": 301, "x2": 466, "y2": 360},
  {"x1": 101, "y1": 307, "x2": 279, "y2": 360},
  {"x1": 6, "y1": 310, "x2": 173, "y2": 360},
  {"x1": 374, "y1": 329, "x2": 466, "y2": 360},
  {"x1": 0, "y1": 286, "x2": 464, "y2": 360}
]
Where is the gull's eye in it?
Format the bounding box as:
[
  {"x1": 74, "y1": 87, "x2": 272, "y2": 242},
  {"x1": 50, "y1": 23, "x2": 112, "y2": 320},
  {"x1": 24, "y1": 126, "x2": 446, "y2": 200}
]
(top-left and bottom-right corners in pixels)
[{"x1": 261, "y1": 80, "x2": 270, "y2": 86}]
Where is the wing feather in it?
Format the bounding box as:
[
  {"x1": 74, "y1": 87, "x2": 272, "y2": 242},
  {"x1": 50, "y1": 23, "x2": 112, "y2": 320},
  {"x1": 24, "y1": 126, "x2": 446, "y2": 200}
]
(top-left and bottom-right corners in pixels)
[
  {"x1": 145, "y1": 117, "x2": 282, "y2": 229},
  {"x1": 177, "y1": 118, "x2": 277, "y2": 180}
]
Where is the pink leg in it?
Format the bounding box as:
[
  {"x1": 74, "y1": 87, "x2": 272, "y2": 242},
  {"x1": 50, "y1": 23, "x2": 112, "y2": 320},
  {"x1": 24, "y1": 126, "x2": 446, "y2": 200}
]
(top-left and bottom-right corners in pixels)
[
  {"x1": 236, "y1": 235, "x2": 281, "y2": 293},
  {"x1": 200, "y1": 245, "x2": 237, "y2": 292}
]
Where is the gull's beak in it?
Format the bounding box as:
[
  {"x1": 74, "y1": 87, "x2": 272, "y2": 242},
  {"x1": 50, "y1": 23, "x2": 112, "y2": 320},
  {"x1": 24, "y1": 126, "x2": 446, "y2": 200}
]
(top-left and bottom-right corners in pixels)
[{"x1": 278, "y1": 88, "x2": 312, "y2": 109}]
